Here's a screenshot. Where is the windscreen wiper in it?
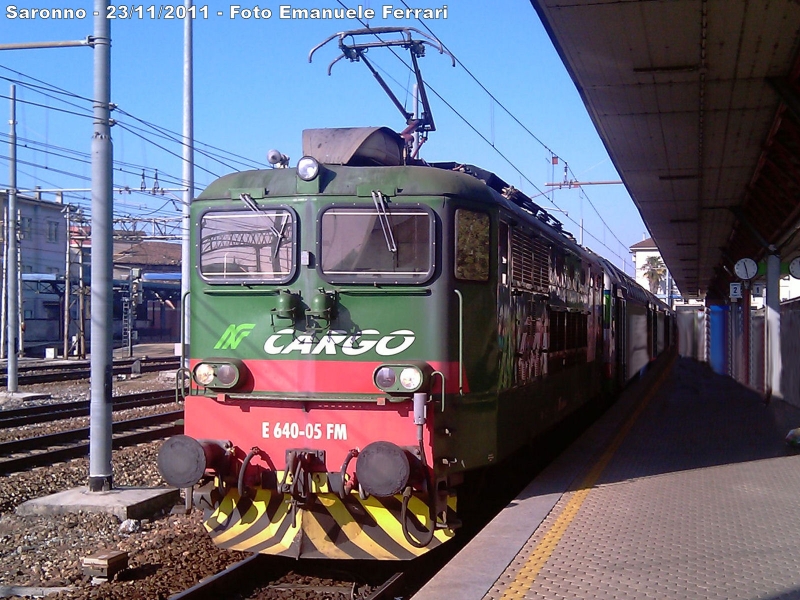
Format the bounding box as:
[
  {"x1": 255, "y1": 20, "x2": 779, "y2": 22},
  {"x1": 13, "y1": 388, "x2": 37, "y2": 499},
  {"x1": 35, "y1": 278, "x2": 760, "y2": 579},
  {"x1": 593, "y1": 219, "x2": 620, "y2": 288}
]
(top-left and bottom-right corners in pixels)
[
  {"x1": 239, "y1": 192, "x2": 286, "y2": 257},
  {"x1": 371, "y1": 191, "x2": 397, "y2": 254}
]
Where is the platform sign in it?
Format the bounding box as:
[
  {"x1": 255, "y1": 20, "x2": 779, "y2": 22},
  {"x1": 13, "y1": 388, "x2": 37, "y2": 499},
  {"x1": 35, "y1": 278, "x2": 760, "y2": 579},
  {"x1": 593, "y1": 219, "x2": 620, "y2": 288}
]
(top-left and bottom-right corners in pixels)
[
  {"x1": 730, "y1": 282, "x2": 742, "y2": 299},
  {"x1": 752, "y1": 283, "x2": 764, "y2": 297}
]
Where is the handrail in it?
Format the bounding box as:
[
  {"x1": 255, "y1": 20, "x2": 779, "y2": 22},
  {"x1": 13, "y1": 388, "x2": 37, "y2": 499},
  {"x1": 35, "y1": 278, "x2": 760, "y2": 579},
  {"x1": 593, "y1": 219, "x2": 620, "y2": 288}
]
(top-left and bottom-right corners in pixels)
[
  {"x1": 180, "y1": 290, "x2": 190, "y2": 369},
  {"x1": 453, "y1": 290, "x2": 464, "y2": 395},
  {"x1": 432, "y1": 370, "x2": 446, "y2": 412}
]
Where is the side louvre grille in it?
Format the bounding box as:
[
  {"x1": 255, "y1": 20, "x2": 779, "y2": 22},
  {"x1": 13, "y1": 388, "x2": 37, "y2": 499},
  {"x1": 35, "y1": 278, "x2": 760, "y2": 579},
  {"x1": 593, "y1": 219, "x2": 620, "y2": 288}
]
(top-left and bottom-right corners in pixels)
[{"x1": 510, "y1": 229, "x2": 550, "y2": 292}]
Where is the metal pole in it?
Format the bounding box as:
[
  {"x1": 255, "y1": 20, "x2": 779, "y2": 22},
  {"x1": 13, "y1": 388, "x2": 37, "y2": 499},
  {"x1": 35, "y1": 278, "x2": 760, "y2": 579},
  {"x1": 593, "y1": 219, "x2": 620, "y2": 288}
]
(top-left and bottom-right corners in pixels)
[
  {"x1": 63, "y1": 204, "x2": 71, "y2": 359},
  {"x1": 181, "y1": 0, "x2": 193, "y2": 366},
  {"x1": 1, "y1": 203, "x2": 7, "y2": 359},
  {"x1": 7, "y1": 85, "x2": 18, "y2": 392},
  {"x1": 16, "y1": 231, "x2": 22, "y2": 358},
  {"x1": 78, "y1": 241, "x2": 86, "y2": 358},
  {"x1": 765, "y1": 253, "x2": 782, "y2": 400},
  {"x1": 742, "y1": 284, "x2": 750, "y2": 387},
  {"x1": 126, "y1": 270, "x2": 133, "y2": 358},
  {"x1": 88, "y1": 0, "x2": 114, "y2": 492}
]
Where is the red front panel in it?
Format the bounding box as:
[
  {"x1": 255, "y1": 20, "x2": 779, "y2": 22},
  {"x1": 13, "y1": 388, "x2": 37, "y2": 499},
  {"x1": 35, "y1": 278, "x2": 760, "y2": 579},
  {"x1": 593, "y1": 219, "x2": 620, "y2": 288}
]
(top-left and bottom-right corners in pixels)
[{"x1": 184, "y1": 394, "x2": 434, "y2": 471}]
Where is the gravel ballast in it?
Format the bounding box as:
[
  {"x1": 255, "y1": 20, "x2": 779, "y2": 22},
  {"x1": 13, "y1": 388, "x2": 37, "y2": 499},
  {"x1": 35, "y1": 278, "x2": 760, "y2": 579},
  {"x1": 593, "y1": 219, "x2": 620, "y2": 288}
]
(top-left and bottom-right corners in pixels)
[{"x1": 0, "y1": 371, "x2": 248, "y2": 599}]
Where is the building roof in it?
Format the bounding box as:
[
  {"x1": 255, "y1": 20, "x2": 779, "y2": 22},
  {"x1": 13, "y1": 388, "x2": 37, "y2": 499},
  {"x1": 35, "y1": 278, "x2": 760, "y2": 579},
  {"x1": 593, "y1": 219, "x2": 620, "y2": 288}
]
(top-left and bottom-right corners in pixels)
[
  {"x1": 630, "y1": 237, "x2": 658, "y2": 251},
  {"x1": 113, "y1": 240, "x2": 182, "y2": 267}
]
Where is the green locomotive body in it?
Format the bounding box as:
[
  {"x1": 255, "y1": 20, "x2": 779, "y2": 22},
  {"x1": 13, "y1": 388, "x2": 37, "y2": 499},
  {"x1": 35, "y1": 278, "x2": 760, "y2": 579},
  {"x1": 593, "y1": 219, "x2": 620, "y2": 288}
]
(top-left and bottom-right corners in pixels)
[{"x1": 158, "y1": 127, "x2": 670, "y2": 559}]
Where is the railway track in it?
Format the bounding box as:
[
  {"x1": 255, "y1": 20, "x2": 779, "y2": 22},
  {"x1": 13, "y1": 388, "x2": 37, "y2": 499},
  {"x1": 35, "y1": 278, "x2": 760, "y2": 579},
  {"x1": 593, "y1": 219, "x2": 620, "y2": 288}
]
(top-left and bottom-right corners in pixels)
[
  {"x1": 0, "y1": 389, "x2": 180, "y2": 428},
  {"x1": 0, "y1": 356, "x2": 181, "y2": 386},
  {"x1": 0, "y1": 411, "x2": 183, "y2": 474},
  {"x1": 168, "y1": 553, "x2": 408, "y2": 600}
]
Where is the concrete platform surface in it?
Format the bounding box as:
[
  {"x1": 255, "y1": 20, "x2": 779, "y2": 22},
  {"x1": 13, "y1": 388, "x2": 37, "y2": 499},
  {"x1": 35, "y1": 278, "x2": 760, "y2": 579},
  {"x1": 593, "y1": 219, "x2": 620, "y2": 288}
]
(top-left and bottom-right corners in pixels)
[
  {"x1": 415, "y1": 355, "x2": 800, "y2": 600},
  {"x1": 412, "y1": 355, "x2": 671, "y2": 600},
  {"x1": 16, "y1": 486, "x2": 180, "y2": 521}
]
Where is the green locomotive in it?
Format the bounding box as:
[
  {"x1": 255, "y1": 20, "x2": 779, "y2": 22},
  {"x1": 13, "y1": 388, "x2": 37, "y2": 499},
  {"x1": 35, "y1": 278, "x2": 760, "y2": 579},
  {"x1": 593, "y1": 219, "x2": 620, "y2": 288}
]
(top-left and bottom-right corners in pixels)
[{"x1": 158, "y1": 126, "x2": 671, "y2": 559}]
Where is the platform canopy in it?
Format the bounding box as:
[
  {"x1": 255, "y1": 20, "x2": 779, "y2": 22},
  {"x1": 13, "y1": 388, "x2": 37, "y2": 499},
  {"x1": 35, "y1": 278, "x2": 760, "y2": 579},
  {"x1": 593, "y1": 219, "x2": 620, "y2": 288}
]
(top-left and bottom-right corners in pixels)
[{"x1": 530, "y1": 0, "x2": 800, "y2": 300}]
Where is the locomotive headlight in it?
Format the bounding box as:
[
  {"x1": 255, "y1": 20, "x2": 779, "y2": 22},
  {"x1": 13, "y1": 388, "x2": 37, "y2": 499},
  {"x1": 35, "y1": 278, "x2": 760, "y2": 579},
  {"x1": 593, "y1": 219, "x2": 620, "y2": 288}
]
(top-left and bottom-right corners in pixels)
[
  {"x1": 192, "y1": 360, "x2": 244, "y2": 390},
  {"x1": 399, "y1": 367, "x2": 423, "y2": 391},
  {"x1": 297, "y1": 156, "x2": 320, "y2": 181},
  {"x1": 194, "y1": 363, "x2": 215, "y2": 387},
  {"x1": 374, "y1": 366, "x2": 397, "y2": 390},
  {"x1": 373, "y1": 362, "x2": 432, "y2": 395},
  {"x1": 215, "y1": 363, "x2": 239, "y2": 386}
]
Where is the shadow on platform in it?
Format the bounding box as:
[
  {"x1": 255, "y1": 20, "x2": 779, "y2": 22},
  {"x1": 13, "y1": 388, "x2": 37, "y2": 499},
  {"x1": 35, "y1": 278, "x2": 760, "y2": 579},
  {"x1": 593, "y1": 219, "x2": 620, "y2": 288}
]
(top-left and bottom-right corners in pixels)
[{"x1": 598, "y1": 356, "x2": 800, "y2": 486}]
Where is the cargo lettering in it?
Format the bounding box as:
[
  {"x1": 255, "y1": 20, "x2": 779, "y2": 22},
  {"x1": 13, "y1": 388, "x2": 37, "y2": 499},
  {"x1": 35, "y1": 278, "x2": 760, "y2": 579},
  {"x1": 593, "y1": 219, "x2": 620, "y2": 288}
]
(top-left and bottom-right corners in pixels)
[
  {"x1": 263, "y1": 329, "x2": 415, "y2": 356},
  {"x1": 262, "y1": 422, "x2": 347, "y2": 440}
]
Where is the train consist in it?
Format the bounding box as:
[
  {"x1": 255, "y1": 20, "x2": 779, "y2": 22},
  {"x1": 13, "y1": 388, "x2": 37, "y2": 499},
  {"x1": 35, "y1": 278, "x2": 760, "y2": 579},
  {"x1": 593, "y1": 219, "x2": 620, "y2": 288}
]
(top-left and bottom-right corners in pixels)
[{"x1": 157, "y1": 124, "x2": 673, "y2": 560}]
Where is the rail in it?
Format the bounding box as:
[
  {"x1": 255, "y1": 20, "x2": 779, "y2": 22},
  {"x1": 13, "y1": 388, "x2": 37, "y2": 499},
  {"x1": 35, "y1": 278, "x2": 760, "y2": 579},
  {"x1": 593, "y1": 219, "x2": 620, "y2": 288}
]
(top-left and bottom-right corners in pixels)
[
  {"x1": 0, "y1": 356, "x2": 180, "y2": 386},
  {"x1": 0, "y1": 411, "x2": 183, "y2": 474},
  {"x1": 0, "y1": 389, "x2": 177, "y2": 428}
]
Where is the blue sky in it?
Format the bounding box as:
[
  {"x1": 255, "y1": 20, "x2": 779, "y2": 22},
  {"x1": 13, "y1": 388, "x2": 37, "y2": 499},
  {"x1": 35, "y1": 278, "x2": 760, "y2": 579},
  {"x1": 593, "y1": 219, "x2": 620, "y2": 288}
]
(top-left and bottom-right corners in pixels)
[{"x1": 1, "y1": 0, "x2": 647, "y2": 273}]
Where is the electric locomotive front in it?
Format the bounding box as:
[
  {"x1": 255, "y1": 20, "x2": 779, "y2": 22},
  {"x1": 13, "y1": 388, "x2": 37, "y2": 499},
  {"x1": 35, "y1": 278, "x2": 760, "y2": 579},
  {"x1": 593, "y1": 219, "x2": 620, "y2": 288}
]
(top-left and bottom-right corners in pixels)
[{"x1": 158, "y1": 128, "x2": 477, "y2": 559}]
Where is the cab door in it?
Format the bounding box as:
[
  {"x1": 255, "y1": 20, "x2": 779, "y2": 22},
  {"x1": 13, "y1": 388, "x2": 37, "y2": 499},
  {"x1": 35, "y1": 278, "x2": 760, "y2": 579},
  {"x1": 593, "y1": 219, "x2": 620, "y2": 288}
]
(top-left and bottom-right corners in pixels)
[{"x1": 452, "y1": 206, "x2": 497, "y2": 394}]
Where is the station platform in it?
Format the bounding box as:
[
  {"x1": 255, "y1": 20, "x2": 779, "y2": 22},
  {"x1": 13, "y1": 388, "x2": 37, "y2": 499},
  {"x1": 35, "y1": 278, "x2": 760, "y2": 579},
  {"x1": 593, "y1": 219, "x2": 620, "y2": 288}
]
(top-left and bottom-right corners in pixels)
[{"x1": 414, "y1": 355, "x2": 800, "y2": 600}]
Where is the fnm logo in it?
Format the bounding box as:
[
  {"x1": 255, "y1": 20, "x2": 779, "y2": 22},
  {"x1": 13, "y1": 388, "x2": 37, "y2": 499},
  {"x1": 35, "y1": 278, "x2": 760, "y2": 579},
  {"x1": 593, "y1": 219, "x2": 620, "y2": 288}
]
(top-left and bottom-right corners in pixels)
[{"x1": 214, "y1": 324, "x2": 256, "y2": 350}]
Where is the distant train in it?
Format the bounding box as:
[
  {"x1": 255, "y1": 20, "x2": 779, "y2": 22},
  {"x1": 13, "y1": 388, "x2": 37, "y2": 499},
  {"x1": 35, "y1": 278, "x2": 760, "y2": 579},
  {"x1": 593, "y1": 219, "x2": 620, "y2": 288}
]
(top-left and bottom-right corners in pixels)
[
  {"x1": 14, "y1": 274, "x2": 180, "y2": 358},
  {"x1": 158, "y1": 125, "x2": 673, "y2": 559}
]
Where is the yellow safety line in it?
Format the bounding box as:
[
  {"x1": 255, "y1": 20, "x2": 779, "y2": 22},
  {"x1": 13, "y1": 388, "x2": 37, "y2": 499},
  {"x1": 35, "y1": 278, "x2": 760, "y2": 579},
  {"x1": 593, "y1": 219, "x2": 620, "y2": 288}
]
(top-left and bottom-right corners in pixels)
[{"x1": 500, "y1": 358, "x2": 675, "y2": 599}]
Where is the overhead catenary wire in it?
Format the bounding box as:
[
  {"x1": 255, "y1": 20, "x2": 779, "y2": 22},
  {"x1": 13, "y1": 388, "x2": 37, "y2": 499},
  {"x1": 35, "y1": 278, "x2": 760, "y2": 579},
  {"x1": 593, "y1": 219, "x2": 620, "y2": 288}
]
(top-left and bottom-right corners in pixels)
[
  {"x1": 5, "y1": 19, "x2": 632, "y2": 267},
  {"x1": 112, "y1": 122, "x2": 222, "y2": 180},
  {"x1": 0, "y1": 69, "x2": 201, "y2": 229},
  {"x1": 2, "y1": 67, "x2": 267, "y2": 184},
  {"x1": 0, "y1": 93, "x2": 95, "y2": 121},
  {"x1": 1, "y1": 63, "x2": 251, "y2": 172},
  {"x1": 0, "y1": 75, "x2": 96, "y2": 118},
  {"x1": 0, "y1": 132, "x2": 191, "y2": 190},
  {"x1": 0, "y1": 159, "x2": 186, "y2": 220},
  {"x1": 114, "y1": 107, "x2": 267, "y2": 172},
  {"x1": 334, "y1": 1, "x2": 630, "y2": 267},
  {"x1": 398, "y1": 0, "x2": 559, "y2": 158},
  {"x1": 564, "y1": 163, "x2": 628, "y2": 252},
  {"x1": 397, "y1": 0, "x2": 631, "y2": 265},
  {"x1": 0, "y1": 64, "x2": 94, "y2": 103}
]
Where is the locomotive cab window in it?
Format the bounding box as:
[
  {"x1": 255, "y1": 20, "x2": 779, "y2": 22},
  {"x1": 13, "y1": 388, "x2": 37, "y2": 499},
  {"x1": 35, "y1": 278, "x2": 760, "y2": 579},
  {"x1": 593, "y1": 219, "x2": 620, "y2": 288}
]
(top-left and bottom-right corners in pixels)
[
  {"x1": 199, "y1": 208, "x2": 296, "y2": 284},
  {"x1": 455, "y1": 209, "x2": 490, "y2": 281},
  {"x1": 319, "y1": 205, "x2": 434, "y2": 283}
]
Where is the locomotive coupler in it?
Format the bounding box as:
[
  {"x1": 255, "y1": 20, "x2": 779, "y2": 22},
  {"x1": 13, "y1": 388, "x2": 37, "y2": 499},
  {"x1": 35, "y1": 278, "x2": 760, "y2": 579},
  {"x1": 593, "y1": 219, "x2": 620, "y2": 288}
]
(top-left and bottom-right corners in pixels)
[
  {"x1": 280, "y1": 449, "x2": 326, "y2": 528},
  {"x1": 281, "y1": 449, "x2": 326, "y2": 501}
]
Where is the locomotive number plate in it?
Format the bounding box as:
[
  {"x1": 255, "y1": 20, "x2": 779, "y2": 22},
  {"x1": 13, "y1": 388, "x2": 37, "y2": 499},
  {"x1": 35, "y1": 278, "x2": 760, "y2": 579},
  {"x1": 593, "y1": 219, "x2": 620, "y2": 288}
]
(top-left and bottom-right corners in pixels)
[{"x1": 262, "y1": 422, "x2": 348, "y2": 440}]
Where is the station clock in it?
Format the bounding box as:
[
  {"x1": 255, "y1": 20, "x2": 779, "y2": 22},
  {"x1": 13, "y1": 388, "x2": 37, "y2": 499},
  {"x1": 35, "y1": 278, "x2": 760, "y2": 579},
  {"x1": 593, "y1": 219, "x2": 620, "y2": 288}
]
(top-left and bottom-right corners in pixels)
[
  {"x1": 734, "y1": 257, "x2": 758, "y2": 280},
  {"x1": 790, "y1": 257, "x2": 800, "y2": 280}
]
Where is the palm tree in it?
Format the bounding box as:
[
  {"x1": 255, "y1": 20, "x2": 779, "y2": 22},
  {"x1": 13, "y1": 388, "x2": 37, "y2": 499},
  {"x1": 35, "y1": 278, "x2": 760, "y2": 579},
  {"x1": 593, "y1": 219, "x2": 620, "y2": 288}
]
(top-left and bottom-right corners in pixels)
[{"x1": 641, "y1": 256, "x2": 666, "y2": 294}]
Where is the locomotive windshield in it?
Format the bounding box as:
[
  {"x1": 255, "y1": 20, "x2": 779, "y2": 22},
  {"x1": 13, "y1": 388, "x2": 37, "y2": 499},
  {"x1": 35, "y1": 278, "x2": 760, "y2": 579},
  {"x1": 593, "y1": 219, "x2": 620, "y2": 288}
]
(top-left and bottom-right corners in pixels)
[
  {"x1": 319, "y1": 206, "x2": 433, "y2": 283},
  {"x1": 198, "y1": 209, "x2": 295, "y2": 283}
]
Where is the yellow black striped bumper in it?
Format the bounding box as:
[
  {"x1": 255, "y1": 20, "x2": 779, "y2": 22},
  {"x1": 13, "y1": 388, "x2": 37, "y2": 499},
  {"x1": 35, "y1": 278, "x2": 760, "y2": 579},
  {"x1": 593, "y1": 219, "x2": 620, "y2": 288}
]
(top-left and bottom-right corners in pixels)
[{"x1": 204, "y1": 487, "x2": 457, "y2": 559}]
